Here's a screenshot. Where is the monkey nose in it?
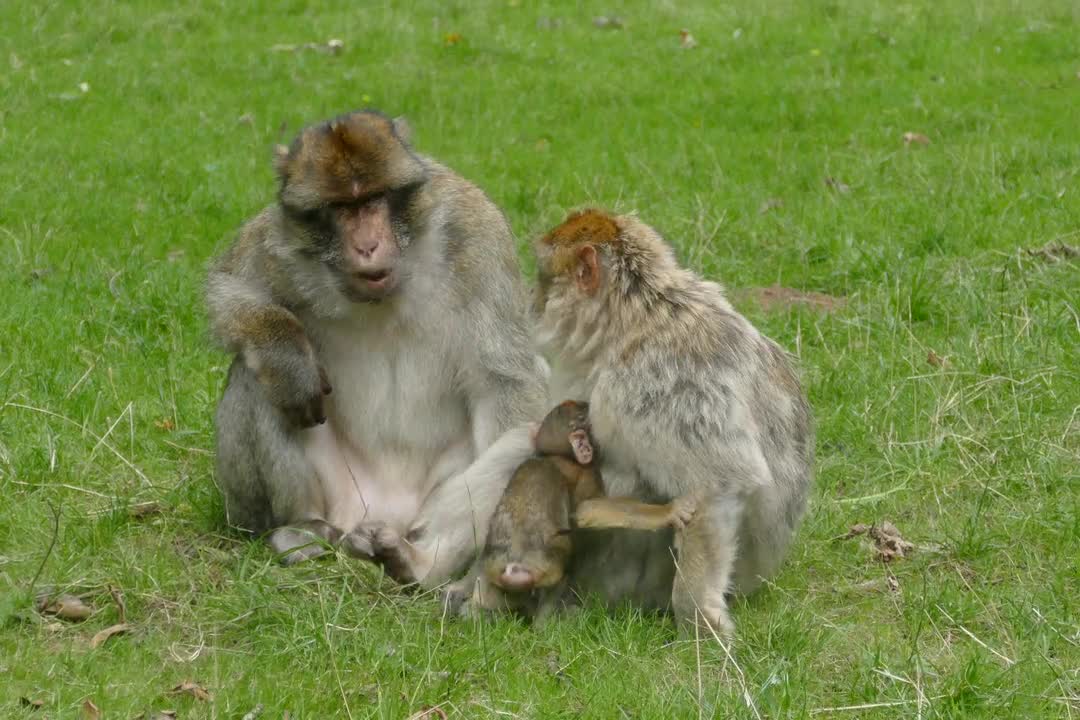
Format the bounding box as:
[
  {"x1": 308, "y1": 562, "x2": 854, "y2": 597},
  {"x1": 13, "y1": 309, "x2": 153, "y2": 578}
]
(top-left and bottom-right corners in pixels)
[{"x1": 497, "y1": 563, "x2": 536, "y2": 591}]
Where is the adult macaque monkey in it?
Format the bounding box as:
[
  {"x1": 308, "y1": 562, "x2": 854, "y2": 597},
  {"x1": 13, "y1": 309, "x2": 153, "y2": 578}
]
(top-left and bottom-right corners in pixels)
[
  {"x1": 532, "y1": 209, "x2": 814, "y2": 638},
  {"x1": 206, "y1": 109, "x2": 546, "y2": 583}
]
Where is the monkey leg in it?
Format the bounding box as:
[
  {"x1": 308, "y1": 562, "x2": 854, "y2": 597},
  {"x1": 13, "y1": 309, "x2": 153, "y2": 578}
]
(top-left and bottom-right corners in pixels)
[
  {"x1": 372, "y1": 424, "x2": 536, "y2": 588},
  {"x1": 215, "y1": 360, "x2": 337, "y2": 565},
  {"x1": 575, "y1": 496, "x2": 691, "y2": 531},
  {"x1": 671, "y1": 495, "x2": 742, "y2": 641}
]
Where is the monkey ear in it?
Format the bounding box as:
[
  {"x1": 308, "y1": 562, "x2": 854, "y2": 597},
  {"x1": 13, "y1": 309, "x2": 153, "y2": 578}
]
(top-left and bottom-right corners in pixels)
[
  {"x1": 273, "y1": 144, "x2": 291, "y2": 178},
  {"x1": 392, "y1": 116, "x2": 413, "y2": 145},
  {"x1": 575, "y1": 244, "x2": 601, "y2": 295}
]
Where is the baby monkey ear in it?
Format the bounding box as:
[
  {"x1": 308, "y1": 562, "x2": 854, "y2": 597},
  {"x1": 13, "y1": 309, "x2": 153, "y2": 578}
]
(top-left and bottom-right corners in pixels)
[{"x1": 575, "y1": 244, "x2": 601, "y2": 296}]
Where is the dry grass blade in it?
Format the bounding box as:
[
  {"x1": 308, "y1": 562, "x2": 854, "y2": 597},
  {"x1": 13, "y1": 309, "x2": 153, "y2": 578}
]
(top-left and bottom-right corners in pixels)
[
  {"x1": 108, "y1": 584, "x2": 127, "y2": 623},
  {"x1": 82, "y1": 698, "x2": 101, "y2": 719},
  {"x1": 406, "y1": 706, "x2": 449, "y2": 720},
  {"x1": 90, "y1": 622, "x2": 130, "y2": 649}
]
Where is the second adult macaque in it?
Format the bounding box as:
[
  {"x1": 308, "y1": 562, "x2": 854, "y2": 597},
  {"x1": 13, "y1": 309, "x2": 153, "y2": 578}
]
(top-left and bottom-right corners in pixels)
[
  {"x1": 465, "y1": 401, "x2": 693, "y2": 621},
  {"x1": 531, "y1": 208, "x2": 815, "y2": 638}
]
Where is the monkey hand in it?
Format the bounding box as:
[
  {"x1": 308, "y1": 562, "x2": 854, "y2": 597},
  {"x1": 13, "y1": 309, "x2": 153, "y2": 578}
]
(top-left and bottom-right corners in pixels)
[
  {"x1": 667, "y1": 494, "x2": 698, "y2": 531},
  {"x1": 249, "y1": 344, "x2": 333, "y2": 428}
]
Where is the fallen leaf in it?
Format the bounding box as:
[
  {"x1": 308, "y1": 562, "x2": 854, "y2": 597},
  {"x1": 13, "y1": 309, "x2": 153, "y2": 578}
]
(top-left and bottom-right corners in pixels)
[
  {"x1": 835, "y1": 521, "x2": 914, "y2": 562},
  {"x1": 679, "y1": 29, "x2": 697, "y2": 49},
  {"x1": 83, "y1": 699, "x2": 101, "y2": 719},
  {"x1": 155, "y1": 417, "x2": 176, "y2": 430},
  {"x1": 1025, "y1": 241, "x2": 1078, "y2": 263},
  {"x1": 871, "y1": 521, "x2": 914, "y2": 561},
  {"x1": 90, "y1": 622, "x2": 130, "y2": 649},
  {"x1": 133, "y1": 712, "x2": 178, "y2": 720},
  {"x1": 109, "y1": 585, "x2": 127, "y2": 623},
  {"x1": 903, "y1": 131, "x2": 931, "y2": 145},
  {"x1": 241, "y1": 704, "x2": 265, "y2": 720},
  {"x1": 443, "y1": 32, "x2": 463, "y2": 46},
  {"x1": 758, "y1": 197, "x2": 783, "y2": 214},
  {"x1": 169, "y1": 680, "x2": 212, "y2": 702},
  {"x1": 20, "y1": 697, "x2": 44, "y2": 709},
  {"x1": 37, "y1": 593, "x2": 93, "y2": 622},
  {"x1": 927, "y1": 350, "x2": 948, "y2": 368},
  {"x1": 128, "y1": 501, "x2": 164, "y2": 519},
  {"x1": 406, "y1": 707, "x2": 448, "y2": 720},
  {"x1": 736, "y1": 285, "x2": 847, "y2": 313},
  {"x1": 592, "y1": 15, "x2": 624, "y2": 29},
  {"x1": 824, "y1": 176, "x2": 851, "y2": 194}
]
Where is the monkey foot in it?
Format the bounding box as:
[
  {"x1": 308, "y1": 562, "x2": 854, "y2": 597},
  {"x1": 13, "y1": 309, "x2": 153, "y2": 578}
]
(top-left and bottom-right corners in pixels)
[
  {"x1": 668, "y1": 495, "x2": 698, "y2": 531},
  {"x1": 342, "y1": 522, "x2": 418, "y2": 585},
  {"x1": 269, "y1": 522, "x2": 341, "y2": 566}
]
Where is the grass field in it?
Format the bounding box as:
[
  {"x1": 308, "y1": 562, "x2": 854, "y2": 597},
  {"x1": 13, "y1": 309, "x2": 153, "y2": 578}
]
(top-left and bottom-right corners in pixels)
[{"x1": 1, "y1": 0, "x2": 1078, "y2": 717}]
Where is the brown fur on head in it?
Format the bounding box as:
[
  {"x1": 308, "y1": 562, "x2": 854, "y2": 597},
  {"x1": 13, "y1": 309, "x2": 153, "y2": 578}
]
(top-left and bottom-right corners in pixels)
[
  {"x1": 274, "y1": 110, "x2": 427, "y2": 211},
  {"x1": 533, "y1": 400, "x2": 594, "y2": 465}
]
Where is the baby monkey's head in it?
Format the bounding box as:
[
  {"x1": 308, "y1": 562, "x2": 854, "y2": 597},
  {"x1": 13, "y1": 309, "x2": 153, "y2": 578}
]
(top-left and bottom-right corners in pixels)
[
  {"x1": 531, "y1": 400, "x2": 593, "y2": 465},
  {"x1": 481, "y1": 401, "x2": 596, "y2": 601}
]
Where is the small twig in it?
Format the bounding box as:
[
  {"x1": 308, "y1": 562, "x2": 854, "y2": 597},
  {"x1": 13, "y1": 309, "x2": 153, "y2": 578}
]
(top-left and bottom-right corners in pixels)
[{"x1": 29, "y1": 502, "x2": 62, "y2": 596}]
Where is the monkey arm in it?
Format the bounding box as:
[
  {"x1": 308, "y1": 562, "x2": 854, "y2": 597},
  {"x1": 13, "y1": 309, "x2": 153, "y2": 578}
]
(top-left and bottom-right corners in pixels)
[{"x1": 574, "y1": 496, "x2": 685, "y2": 531}]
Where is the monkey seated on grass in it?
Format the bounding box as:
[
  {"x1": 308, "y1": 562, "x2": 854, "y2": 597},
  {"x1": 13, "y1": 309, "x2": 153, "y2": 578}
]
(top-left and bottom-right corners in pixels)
[{"x1": 459, "y1": 400, "x2": 695, "y2": 622}]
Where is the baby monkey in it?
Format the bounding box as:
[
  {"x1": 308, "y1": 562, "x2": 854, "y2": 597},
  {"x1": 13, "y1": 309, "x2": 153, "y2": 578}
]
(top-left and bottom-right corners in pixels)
[{"x1": 467, "y1": 401, "x2": 694, "y2": 621}]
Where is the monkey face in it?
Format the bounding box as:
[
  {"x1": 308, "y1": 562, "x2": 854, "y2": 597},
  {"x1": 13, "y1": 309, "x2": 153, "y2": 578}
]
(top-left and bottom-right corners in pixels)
[
  {"x1": 274, "y1": 110, "x2": 428, "y2": 302},
  {"x1": 534, "y1": 400, "x2": 594, "y2": 464}
]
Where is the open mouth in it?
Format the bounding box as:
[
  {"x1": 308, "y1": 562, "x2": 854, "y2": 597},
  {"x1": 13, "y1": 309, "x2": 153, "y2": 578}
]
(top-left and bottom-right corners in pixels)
[{"x1": 356, "y1": 269, "x2": 391, "y2": 283}]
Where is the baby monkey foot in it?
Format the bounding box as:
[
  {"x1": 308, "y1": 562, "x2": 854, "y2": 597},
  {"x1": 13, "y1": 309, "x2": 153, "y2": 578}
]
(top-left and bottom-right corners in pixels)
[{"x1": 668, "y1": 495, "x2": 698, "y2": 531}]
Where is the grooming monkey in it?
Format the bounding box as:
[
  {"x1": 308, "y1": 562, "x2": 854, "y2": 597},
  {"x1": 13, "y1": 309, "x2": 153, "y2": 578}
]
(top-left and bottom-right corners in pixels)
[
  {"x1": 531, "y1": 209, "x2": 814, "y2": 638},
  {"x1": 206, "y1": 110, "x2": 547, "y2": 581},
  {"x1": 461, "y1": 400, "x2": 695, "y2": 621}
]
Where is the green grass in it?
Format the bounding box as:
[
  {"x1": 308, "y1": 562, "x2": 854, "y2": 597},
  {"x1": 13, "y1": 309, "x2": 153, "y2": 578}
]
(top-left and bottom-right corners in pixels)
[{"x1": 1, "y1": 0, "x2": 1078, "y2": 717}]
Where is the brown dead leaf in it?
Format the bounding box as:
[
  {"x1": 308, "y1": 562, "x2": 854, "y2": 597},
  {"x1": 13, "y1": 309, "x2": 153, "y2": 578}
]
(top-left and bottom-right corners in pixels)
[
  {"x1": 758, "y1": 197, "x2": 783, "y2": 214},
  {"x1": 824, "y1": 176, "x2": 851, "y2": 194},
  {"x1": 82, "y1": 699, "x2": 101, "y2": 719},
  {"x1": 155, "y1": 417, "x2": 176, "y2": 431},
  {"x1": 836, "y1": 521, "x2": 915, "y2": 562},
  {"x1": 90, "y1": 622, "x2": 129, "y2": 649},
  {"x1": 169, "y1": 680, "x2": 212, "y2": 702},
  {"x1": 1026, "y1": 241, "x2": 1079, "y2": 263},
  {"x1": 406, "y1": 707, "x2": 448, "y2": 720},
  {"x1": 592, "y1": 15, "x2": 624, "y2": 29},
  {"x1": 903, "y1": 131, "x2": 931, "y2": 145},
  {"x1": 927, "y1": 350, "x2": 948, "y2": 368},
  {"x1": 37, "y1": 593, "x2": 93, "y2": 622},
  {"x1": 443, "y1": 32, "x2": 463, "y2": 46},
  {"x1": 679, "y1": 29, "x2": 697, "y2": 49},
  {"x1": 20, "y1": 697, "x2": 44, "y2": 709},
  {"x1": 737, "y1": 285, "x2": 847, "y2": 313}
]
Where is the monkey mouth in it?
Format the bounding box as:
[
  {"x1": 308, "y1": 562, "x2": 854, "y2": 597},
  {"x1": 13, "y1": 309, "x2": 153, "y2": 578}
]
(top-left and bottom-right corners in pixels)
[{"x1": 346, "y1": 268, "x2": 398, "y2": 297}]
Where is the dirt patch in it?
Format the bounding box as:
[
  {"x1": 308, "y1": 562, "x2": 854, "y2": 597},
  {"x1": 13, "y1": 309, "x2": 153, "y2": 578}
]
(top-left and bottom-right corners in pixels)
[{"x1": 734, "y1": 285, "x2": 847, "y2": 313}]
